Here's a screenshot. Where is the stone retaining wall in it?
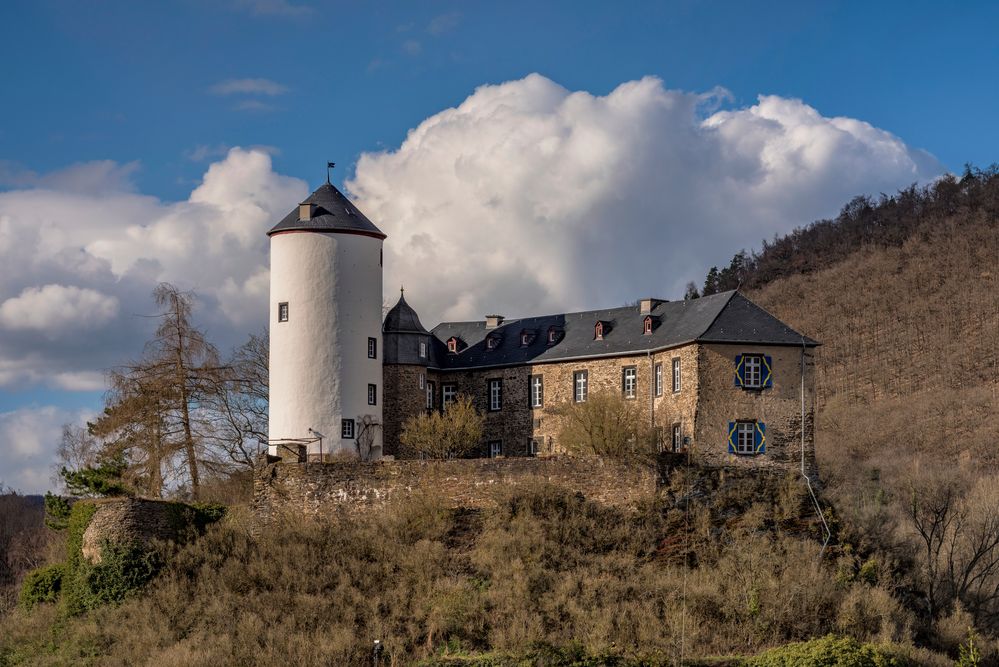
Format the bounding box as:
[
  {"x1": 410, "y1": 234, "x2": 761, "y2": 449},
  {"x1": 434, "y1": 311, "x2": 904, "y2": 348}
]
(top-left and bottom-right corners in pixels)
[{"x1": 253, "y1": 455, "x2": 659, "y2": 524}]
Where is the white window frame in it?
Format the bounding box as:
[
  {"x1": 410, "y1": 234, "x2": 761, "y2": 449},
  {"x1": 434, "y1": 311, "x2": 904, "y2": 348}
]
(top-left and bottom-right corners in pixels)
[
  {"x1": 489, "y1": 440, "x2": 502, "y2": 458},
  {"x1": 341, "y1": 418, "x2": 355, "y2": 439},
  {"x1": 530, "y1": 375, "x2": 543, "y2": 408},
  {"x1": 574, "y1": 370, "x2": 588, "y2": 403},
  {"x1": 488, "y1": 379, "x2": 502, "y2": 411},
  {"x1": 654, "y1": 363, "x2": 663, "y2": 397},
  {"x1": 278, "y1": 302, "x2": 289, "y2": 323},
  {"x1": 672, "y1": 357, "x2": 682, "y2": 393},
  {"x1": 367, "y1": 337, "x2": 377, "y2": 359},
  {"x1": 426, "y1": 381, "x2": 435, "y2": 410},
  {"x1": 672, "y1": 423, "x2": 682, "y2": 452},
  {"x1": 419, "y1": 341, "x2": 427, "y2": 358},
  {"x1": 419, "y1": 373, "x2": 425, "y2": 389},
  {"x1": 622, "y1": 366, "x2": 637, "y2": 399},
  {"x1": 442, "y1": 384, "x2": 457, "y2": 408},
  {"x1": 529, "y1": 438, "x2": 540, "y2": 456},
  {"x1": 367, "y1": 383, "x2": 377, "y2": 406},
  {"x1": 736, "y1": 421, "x2": 755, "y2": 455},
  {"x1": 744, "y1": 355, "x2": 763, "y2": 388}
]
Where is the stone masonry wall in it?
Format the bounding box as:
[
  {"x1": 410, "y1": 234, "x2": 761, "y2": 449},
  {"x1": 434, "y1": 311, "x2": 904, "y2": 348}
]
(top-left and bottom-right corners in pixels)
[
  {"x1": 80, "y1": 498, "x2": 187, "y2": 564},
  {"x1": 695, "y1": 343, "x2": 817, "y2": 479},
  {"x1": 253, "y1": 455, "x2": 658, "y2": 523},
  {"x1": 382, "y1": 363, "x2": 428, "y2": 456}
]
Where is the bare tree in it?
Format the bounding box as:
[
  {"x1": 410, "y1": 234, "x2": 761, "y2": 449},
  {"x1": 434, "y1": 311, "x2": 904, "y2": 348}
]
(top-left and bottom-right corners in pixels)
[
  {"x1": 400, "y1": 396, "x2": 484, "y2": 459},
  {"x1": 554, "y1": 391, "x2": 656, "y2": 462}
]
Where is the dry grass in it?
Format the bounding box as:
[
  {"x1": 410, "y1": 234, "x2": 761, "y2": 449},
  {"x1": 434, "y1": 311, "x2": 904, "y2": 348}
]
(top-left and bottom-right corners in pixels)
[{"x1": 0, "y1": 482, "x2": 950, "y2": 666}]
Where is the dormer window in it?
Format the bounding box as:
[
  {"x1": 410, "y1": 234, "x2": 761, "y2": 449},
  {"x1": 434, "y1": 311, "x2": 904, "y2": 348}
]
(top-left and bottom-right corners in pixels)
[
  {"x1": 486, "y1": 334, "x2": 501, "y2": 350},
  {"x1": 547, "y1": 326, "x2": 562, "y2": 345},
  {"x1": 447, "y1": 337, "x2": 459, "y2": 353},
  {"x1": 643, "y1": 315, "x2": 657, "y2": 335},
  {"x1": 594, "y1": 322, "x2": 604, "y2": 340},
  {"x1": 520, "y1": 329, "x2": 536, "y2": 347}
]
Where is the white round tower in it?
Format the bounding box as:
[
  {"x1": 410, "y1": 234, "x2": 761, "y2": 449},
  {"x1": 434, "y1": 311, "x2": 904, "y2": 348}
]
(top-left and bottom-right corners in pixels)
[{"x1": 267, "y1": 179, "x2": 385, "y2": 460}]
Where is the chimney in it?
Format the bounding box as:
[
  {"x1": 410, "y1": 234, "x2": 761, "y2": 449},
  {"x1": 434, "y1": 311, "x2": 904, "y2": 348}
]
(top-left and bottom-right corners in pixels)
[
  {"x1": 485, "y1": 314, "x2": 504, "y2": 329},
  {"x1": 639, "y1": 298, "x2": 663, "y2": 314},
  {"x1": 299, "y1": 203, "x2": 316, "y2": 221}
]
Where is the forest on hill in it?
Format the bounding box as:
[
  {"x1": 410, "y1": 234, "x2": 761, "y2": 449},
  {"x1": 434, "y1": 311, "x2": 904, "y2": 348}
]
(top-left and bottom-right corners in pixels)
[{"x1": 2, "y1": 167, "x2": 998, "y2": 665}]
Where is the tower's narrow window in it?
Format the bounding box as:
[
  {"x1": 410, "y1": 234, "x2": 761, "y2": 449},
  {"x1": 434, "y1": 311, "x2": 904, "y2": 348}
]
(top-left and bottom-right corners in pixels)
[
  {"x1": 278, "y1": 302, "x2": 289, "y2": 322},
  {"x1": 367, "y1": 383, "x2": 377, "y2": 406},
  {"x1": 367, "y1": 337, "x2": 377, "y2": 359},
  {"x1": 341, "y1": 419, "x2": 355, "y2": 439},
  {"x1": 672, "y1": 357, "x2": 682, "y2": 393},
  {"x1": 488, "y1": 379, "x2": 502, "y2": 411},
  {"x1": 419, "y1": 341, "x2": 427, "y2": 358}
]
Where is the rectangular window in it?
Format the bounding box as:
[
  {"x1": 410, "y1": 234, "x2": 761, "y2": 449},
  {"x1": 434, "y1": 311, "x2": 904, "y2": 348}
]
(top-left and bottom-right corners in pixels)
[
  {"x1": 442, "y1": 384, "x2": 457, "y2": 408},
  {"x1": 736, "y1": 422, "x2": 755, "y2": 455},
  {"x1": 419, "y1": 341, "x2": 427, "y2": 358},
  {"x1": 672, "y1": 423, "x2": 682, "y2": 452},
  {"x1": 277, "y1": 302, "x2": 289, "y2": 323},
  {"x1": 744, "y1": 355, "x2": 762, "y2": 388},
  {"x1": 427, "y1": 381, "x2": 436, "y2": 410},
  {"x1": 419, "y1": 373, "x2": 425, "y2": 389},
  {"x1": 622, "y1": 366, "x2": 637, "y2": 399},
  {"x1": 341, "y1": 418, "x2": 355, "y2": 439},
  {"x1": 530, "y1": 375, "x2": 544, "y2": 408},
  {"x1": 654, "y1": 363, "x2": 663, "y2": 397},
  {"x1": 529, "y1": 438, "x2": 541, "y2": 456},
  {"x1": 367, "y1": 383, "x2": 377, "y2": 406},
  {"x1": 488, "y1": 440, "x2": 502, "y2": 458},
  {"x1": 573, "y1": 370, "x2": 588, "y2": 403},
  {"x1": 488, "y1": 379, "x2": 502, "y2": 411},
  {"x1": 672, "y1": 357, "x2": 682, "y2": 393},
  {"x1": 367, "y1": 337, "x2": 377, "y2": 359}
]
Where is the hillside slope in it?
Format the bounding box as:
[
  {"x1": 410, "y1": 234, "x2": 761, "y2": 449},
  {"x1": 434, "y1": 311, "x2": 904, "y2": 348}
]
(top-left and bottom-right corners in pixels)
[{"x1": 747, "y1": 197, "x2": 998, "y2": 490}]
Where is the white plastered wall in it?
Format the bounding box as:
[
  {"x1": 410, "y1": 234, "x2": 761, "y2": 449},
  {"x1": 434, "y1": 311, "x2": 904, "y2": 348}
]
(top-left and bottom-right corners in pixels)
[{"x1": 268, "y1": 231, "x2": 383, "y2": 458}]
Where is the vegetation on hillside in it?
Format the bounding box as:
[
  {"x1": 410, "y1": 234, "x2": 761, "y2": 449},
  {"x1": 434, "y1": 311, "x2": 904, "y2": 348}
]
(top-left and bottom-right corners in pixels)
[{"x1": 0, "y1": 482, "x2": 969, "y2": 666}]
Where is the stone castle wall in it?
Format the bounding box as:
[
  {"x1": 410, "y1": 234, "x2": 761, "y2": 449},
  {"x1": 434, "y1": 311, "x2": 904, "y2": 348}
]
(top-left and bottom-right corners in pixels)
[
  {"x1": 80, "y1": 498, "x2": 191, "y2": 564},
  {"x1": 253, "y1": 455, "x2": 658, "y2": 523}
]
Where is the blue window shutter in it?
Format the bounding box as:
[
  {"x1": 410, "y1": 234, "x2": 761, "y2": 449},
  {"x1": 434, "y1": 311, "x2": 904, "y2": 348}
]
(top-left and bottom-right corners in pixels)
[
  {"x1": 763, "y1": 355, "x2": 773, "y2": 388},
  {"x1": 734, "y1": 355, "x2": 744, "y2": 387},
  {"x1": 727, "y1": 422, "x2": 737, "y2": 453},
  {"x1": 755, "y1": 422, "x2": 766, "y2": 454}
]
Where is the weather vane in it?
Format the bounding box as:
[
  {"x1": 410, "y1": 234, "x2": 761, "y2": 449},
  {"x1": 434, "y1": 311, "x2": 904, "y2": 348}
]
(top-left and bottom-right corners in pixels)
[{"x1": 326, "y1": 161, "x2": 335, "y2": 184}]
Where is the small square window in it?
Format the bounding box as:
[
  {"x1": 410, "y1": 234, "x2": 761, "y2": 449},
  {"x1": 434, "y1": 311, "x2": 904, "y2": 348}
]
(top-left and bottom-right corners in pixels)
[
  {"x1": 341, "y1": 418, "x2": 355, "y2": 439},
  {"x1": 367, "y1": 337, "x2": 377, "y2": 359},
  {"x1": 367, "y1": 383, "x2": 377, "y2": 406},
  {"x1": 278, "y1": 302, "x2": 289, "y2": 323},
  {"x1": 488, "y1": 440, "x2": 502, "y2": 458},
  {"x1": 529, "y1": 438, "x2": 541, "y2": 456}
]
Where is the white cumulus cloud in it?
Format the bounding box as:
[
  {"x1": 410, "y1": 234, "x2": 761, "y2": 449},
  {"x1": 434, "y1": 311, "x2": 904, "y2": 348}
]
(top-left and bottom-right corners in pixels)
[
  {"x1": 0, "y1": 405, "x2": 93, "y2": 494},
  {"x1": 0, "y1": 284, "x2": 119, "y2": 335},
  {"x1": 348, "y1": 74, "x2": 942, "y2": 322},
  {"x1": 209, "y1": 78, "x2": 289, "y2": 96},
  {"x1": 0, "y1": 148, "x2": 306, "y2": 391}
]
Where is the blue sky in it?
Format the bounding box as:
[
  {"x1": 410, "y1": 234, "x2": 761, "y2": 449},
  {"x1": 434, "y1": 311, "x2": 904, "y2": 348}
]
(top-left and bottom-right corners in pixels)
[
  {"x1": 3, "y1": 0, "x2": 997, "y2": 198},
  {"x1": 1, "y1": 0, "x2": 996, "y2": 492}
]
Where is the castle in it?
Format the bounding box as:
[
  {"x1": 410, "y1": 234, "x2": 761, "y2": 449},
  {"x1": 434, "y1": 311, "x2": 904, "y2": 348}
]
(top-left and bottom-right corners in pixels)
[{"x1": 266, "y1": 179, "x2": 819, "y2": 477}]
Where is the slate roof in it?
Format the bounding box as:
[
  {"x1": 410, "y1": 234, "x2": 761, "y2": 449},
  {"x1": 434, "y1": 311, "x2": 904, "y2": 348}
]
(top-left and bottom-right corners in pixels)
[
  {"x1": 267, "y1": 182, "x2": 386, "y2": 238},
  {"x1": 384, "y1": 292, "x2": 430, "y2": 334},
  {"x1": 416, "y1": 291, "x2": 817, "y2": 371}
]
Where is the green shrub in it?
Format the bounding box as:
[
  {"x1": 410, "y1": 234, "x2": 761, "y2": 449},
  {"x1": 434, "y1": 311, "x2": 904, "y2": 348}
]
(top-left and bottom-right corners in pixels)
[
  {"x1": 19, "y1": 563, "x2": 65, "y2": 609},
  {"x1": 749, "y1": 635, "x2": 906, "y2": 666}
]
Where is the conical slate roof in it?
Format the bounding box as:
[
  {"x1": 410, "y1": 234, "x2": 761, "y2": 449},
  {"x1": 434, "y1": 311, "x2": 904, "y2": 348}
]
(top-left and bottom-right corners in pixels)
[
  {"x1": 267, "y1": 182, "x2": 386, "y2": 238},
  {"x1": 384, "y1": 291, "x2": 429, "y2": 334}
]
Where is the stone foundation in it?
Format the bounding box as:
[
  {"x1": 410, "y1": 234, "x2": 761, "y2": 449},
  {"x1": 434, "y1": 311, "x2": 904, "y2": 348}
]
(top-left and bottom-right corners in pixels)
[{"x1": 253, "y1": 455, "x2": 659, "y2": 524}]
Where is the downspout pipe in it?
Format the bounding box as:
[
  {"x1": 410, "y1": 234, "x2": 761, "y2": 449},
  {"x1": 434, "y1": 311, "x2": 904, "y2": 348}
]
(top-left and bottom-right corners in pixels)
[{"x1": 801, "y1": 336, "x2": 832, "y2": 558}]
